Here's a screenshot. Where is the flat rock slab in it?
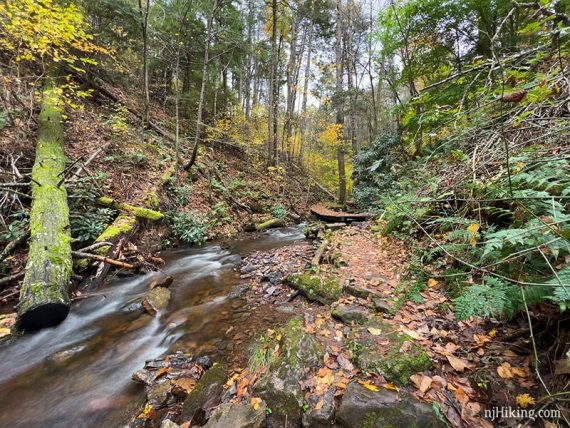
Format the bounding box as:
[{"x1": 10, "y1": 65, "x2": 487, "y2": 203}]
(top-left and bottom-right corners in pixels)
[
  {"x1": 203, "y1": 401, "x2": 266, "y2": 428},
  {"x1": 332, "y1": 304, "x2": 370, "y2": 325},
  {"x1": 336, "y1": 382, "x2": 444, "y2": 428}
]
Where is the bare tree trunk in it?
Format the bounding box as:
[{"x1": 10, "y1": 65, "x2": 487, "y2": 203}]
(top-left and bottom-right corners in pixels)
[
  {"x1": 185, "y1": 0, "x2": 217, "y2": 171},
  {"x1": 335, "y1": 0, "x2": 346, "y2": 205},
  {"x1": 283, "y1": 16, "x2": 299, "y2": 162},
  {"x1": 138, "y1": 0, "x2": 151, "y2": 123},
  {"x1": 367, "y1": 0, "x2": 378, "y2": 136},
  {"x1": 267, "y1": 0, "x2": 279, "y2": 167},
  {"x1": 299, "y1": 16, "x2": 314, "y2": 164}
]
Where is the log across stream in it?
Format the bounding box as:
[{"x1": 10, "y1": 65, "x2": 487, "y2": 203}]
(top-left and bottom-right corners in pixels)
[{"x1": 0, "y1": 227, "x2": 305, "y2": 428}]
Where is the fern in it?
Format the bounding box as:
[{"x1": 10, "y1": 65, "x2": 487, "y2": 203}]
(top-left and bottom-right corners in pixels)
[
  {"x1": 549, "y1": 265, "x2": 570, "y2": 311},
  {"x1": 454, "y1": 278, "x2": 512, "y2": 320},
  {"x1": 454, "y1": 276, "x2": 553, "y2": 320}
]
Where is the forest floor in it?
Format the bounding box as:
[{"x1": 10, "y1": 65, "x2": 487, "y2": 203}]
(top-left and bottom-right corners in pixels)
[{"x1": 224, "y1": 222, "x2": 564, "y2": 427}]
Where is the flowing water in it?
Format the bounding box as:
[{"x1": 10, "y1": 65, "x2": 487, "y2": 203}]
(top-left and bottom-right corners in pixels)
[{"x1": 0, "y1": 226, "x2": 305, "y2": 428}]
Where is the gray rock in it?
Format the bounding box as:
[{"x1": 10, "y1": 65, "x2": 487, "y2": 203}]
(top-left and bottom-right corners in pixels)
[
  {"x1": 303, "y1": 388, "x2": 335, "y2": 427},
  {"x1": 149, "y1": 275, "x2": 174, "y2": 289},
  {"x1": 147, "y1": 381, "x2": 171, "y2": 409},
  {"x1": 332, "y1": 304, "x2": 370, "y2": 325},
  {"x1": 160, "y1": 419, "x2": 179, "y2": 428},
  {"x1": 229, "y1": 284, "x2": 249, "y2": 298},
  {"x1": 343, "y1": 284, "x2": 381, "y2": 300},
  {"x1": 142, "y1": 287, "x2": 171, "y2": 315},
  {"x1": 372, "y1": 297, "x2": 392, "y2": 314},
  {"x1": 203, "y1": 401, "x2": 266, "y2": 428},
  {"x1": 336, "y1": 382, "x2": 444, "y2": 428},
  {"x1": 255, "y1": 317, "x2": 323, "y2": 428},
  {"x1": 180, "y1": 363, "x2": 226, "y2": 423},
  {"x1": 241, "y1": 265, "x2": 256, "y2": 274}
]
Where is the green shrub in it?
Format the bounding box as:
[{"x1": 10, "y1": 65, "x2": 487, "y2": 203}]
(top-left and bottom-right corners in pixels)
[
  {"x1": 166, "y1": 210, "x2": 207, "y2": 245},
  {"x1": 71, "y1": 208, "x2": 116, "y2": 242},
  {"x1": 269, "y1": 204, "x2": 286, "y2": 220}
]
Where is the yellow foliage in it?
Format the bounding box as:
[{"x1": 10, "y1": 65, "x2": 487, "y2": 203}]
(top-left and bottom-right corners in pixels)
[{"x1": 0, "y1": 0, "x2": 108, "y2": 70}]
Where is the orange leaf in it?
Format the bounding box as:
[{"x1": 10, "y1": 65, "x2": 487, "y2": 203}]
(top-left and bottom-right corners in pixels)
[
  {"x1": 447, "y1": 355, "x2": 469, "y2": 372},
  {"x1": 497, "y1": 362, "x2": 513, "y2": 379}
]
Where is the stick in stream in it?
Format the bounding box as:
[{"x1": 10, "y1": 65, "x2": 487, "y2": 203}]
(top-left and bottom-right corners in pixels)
[{"x1": 71, "y1": 251, "x2": 135, "y2": 269}]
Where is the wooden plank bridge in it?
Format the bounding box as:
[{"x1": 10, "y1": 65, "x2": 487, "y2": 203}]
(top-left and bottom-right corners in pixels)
[{"x1": 310, "y1": 204, "x2": 370, "y2": 223}]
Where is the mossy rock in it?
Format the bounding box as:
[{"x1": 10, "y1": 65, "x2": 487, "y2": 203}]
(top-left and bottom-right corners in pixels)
[
  {"x1": 284, "y1": 273, "x2": 341, "y2": 305},
  {"x1": 180, "y1": 363, "x2": 226, "y2": 423},
  {"x1": 254, "y1": 317, "x2": 323, "y2": 427},
  {"x1": 355, "y1": 318, "x2": 432, "y2": 386},
  {"x1": 336, "y1": 382, "x2": 445, "y2": 427}
]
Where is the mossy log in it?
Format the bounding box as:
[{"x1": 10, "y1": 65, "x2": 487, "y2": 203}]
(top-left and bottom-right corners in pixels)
[
  {"x1": 256, "y1": 218, "x2": 285, "y2": 230},
  {"x1": 17, "y1": 81, "x2": 72, "y2": 331},
  {"x1": 96, "y1": 196, "x2": 164, "y2": 220}
]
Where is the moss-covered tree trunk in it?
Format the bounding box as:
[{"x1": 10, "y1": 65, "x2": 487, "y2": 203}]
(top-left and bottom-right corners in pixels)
[{"x1": 17, "y1": 80, "x2": 72, "y2": 331}]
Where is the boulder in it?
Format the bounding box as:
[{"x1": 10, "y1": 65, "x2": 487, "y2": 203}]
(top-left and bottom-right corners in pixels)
[
  {"x1": 284, "y1": 273, "x2": 341, "y2": 305},
  {"x1": 332, "y1": 304, "x2": 370, "y2": 325},
  {"x1": 203, "y1": 401, "x2": 266, "y2": 428},
  {"x1": 355, "y1": 318, "x2": 432, "y2": 385},
  {"x1": 142, "y1": 287, "x2": 171, "y2": 315},
  {"x1": 302, "y1": 388, "x2": 335, "y2": 428},
  {"x1": 180, "y1": 363, "x2": 226, "y2": 424},
  {"x1": 254, "y1": 317, "x2": 323, "y2": 427},
  {"x1": 336, "y1": 382, "x2": 444, "y2": 427}
]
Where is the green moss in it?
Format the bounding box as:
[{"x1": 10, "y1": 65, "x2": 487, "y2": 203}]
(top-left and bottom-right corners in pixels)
[
  {"x1": 96, "y1": 214, "x2": 137, "y2": 243},
  {"x1": 355, "y1": 318, "x2": 432, "y2": 385},
  {"x1": 181, "y1": 363, "x2": 227, "y2": 420},
  {"x1": 18, "y1": 80, "x2": 72, "y2": 320},
  {"x1": 97, "y1": 196, "x2": 164, "y2": 220},
  {"x1": 146, "y1": 192, "x2": 159, "y2": 210},
  {"x1": 284, "y1": 274, "x2": 341, "y2": 305}
]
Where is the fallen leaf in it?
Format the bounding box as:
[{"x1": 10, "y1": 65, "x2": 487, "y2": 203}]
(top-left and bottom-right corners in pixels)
[
  {"x1": 358, "y1": 380, "x2": 379, "y2": 391},
  {"x1": 367, "y1": 327, "x2": 382, "y2": 336},
  {"x1": 315, "y1": 399, "x2": 324, "y2": 410},
  {"x1": 497, "y1": 362, "x2": 513, "y2": 379},
  {"x1": 516, "y1": 393, "x2": 535, "y2": 408},
  {"x1": 251, "y1": 397, "x2": 262, "y2": 410},
  {"x1": 382, "y1": 383, "x2": 399, "y2": 391},
  {"x1": 427, "y1": 278, "x2": 439, "y2": 287},
  {"x1": 447, "y1": 355, "x2": 469, "y2": 372}
]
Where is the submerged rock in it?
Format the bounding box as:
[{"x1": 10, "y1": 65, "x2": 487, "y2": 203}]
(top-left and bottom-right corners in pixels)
[
  {"x1": 254, "y1": 317, "x2": 323, "y2": 427},
  {"x1": 284, "y1": 273, "x2": 341, "y2": 305},
  {"x1": 142, "y1": 287, "x2": 171, "y2": 315},
  {"x1": 336, "y1": 382, "x2": 444, "y2": 427},
  {"x1": 332, "y1": 304, "x2": 370, "y2": 325},
  {"x1": 203, "y1": 400, "x2": 266, "y2": 428}
]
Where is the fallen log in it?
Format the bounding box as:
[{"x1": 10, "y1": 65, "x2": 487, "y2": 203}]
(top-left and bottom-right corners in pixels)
[
  {"x1": 311, "y1": 238, "x2": 329, "y2": 272},
  {"x1": 256, "y1": 218, "x2": 286, "y2": 230},
  {"x1": 17, "y1": 80, "x2": 73, "y2": 331},
  {"x1": 96, "y1": 196, "x2": 164, "y2": 220}
]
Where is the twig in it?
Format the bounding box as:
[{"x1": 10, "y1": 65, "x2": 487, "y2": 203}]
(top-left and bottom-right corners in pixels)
[{"x1": 71, "y1": 251, "x2": 135, "y2": 269}]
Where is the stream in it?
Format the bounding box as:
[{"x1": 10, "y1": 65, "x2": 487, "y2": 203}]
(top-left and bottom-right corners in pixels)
[{"x1": 0, "y1": 226, "x2": 306, "y2": 428}]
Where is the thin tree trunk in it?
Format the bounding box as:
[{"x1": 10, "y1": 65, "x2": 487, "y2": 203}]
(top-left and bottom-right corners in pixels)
[
  {"x1": 185, "y1": 0, "x2": 217, "y2": 171},
  {"x1": 18, "y1": 78, "x2": 72, "y2": 331},
  {"x1": 138, "y1": 0, "x2": 151, "y2": 123},
  {"x1": 335, "y1": 0, "x2": 346, "y2": 205}
]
